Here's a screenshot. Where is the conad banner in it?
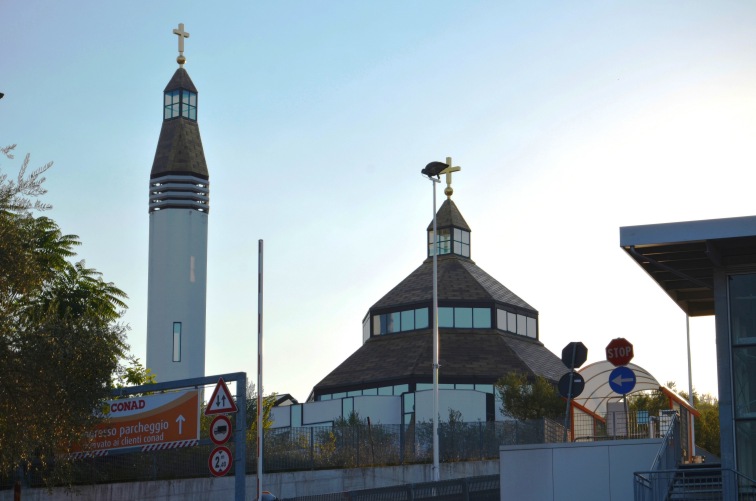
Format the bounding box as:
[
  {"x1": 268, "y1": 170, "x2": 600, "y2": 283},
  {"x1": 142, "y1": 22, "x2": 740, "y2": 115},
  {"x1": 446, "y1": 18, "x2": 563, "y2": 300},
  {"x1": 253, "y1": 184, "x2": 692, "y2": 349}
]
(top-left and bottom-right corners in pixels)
[{"x1": 82, "y1": 390, "x2": 200, "y2": 453}]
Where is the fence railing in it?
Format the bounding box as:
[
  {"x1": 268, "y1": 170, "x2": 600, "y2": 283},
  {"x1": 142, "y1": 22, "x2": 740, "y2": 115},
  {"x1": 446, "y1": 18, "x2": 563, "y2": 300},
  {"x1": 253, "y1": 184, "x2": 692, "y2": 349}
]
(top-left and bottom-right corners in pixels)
[
  {"x1": 4, "y1": 412, "x2": 677, "y2": 490},
  {"x1": 634, "y1": 467, "x2": 756, "y2": 501},
  {"x1": 2, "y1": 419, "x2": 559, "y2": 488}
]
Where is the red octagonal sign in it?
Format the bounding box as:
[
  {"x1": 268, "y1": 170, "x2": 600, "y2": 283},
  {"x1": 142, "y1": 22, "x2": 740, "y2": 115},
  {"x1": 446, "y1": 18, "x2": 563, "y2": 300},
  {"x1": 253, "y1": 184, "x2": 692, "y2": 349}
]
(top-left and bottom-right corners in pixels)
[{"x1": 606, "y1": 338, "x2": 634, "y2": 367}]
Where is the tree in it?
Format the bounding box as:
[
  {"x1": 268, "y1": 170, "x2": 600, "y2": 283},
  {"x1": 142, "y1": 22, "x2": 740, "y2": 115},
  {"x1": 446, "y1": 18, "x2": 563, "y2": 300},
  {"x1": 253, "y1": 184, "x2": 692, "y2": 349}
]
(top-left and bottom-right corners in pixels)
[
  {"x1": 0, "y1": 146, "x2": 130, "y2": 483},
  {"x1": 245, "y1": 382, "x2": 275, "y2": 443},
  {"x1": 629, "y1": 382, "x2": 721, "y2": 457},
  {"x1": 495, "y1": 372, "x2": 564, "y2": 421}
]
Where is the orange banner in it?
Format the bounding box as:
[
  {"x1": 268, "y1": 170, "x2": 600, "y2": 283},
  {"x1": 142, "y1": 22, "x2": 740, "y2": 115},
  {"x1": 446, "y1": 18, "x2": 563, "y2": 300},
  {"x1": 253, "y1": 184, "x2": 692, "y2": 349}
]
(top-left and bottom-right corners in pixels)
[{"x1": 83, "y1": 390, "x2": 199, "y2": 452}]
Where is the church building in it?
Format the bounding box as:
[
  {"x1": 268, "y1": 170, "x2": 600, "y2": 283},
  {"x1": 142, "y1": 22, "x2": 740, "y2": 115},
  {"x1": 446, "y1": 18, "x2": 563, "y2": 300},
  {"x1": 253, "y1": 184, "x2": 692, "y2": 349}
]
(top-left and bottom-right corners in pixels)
[
  {"x1": 272, "y1": 168, "x2": 568, "y2": 427},
  {"x1": 145, "y1": 24, "x2": 210, "y2": 382}
]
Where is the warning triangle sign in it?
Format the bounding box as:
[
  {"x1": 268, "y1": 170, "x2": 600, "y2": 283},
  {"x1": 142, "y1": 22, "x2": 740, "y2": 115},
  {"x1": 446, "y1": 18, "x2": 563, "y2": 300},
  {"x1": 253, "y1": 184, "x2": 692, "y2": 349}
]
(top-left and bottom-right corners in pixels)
[{"x1": 205, "y1": 377, "x2": 238, "y2": 415}]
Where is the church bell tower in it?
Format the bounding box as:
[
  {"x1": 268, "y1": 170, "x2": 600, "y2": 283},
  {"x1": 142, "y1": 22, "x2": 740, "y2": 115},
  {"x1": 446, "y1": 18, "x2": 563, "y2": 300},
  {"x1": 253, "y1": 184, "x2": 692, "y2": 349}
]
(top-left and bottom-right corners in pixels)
[{"x1": 146, "y1": 23, "x2": 209, "y2": 382}]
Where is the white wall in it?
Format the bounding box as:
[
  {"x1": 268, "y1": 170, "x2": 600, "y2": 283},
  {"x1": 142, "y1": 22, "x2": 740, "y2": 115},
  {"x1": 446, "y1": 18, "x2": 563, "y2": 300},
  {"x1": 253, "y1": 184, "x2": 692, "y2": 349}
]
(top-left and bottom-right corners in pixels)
[
  {"x1": 499, "y1": 439, "x2": 663, "y2": 501},
  {"x1": 1, "y1": 461, "x2": 499, "y2": 501},
  {"x1": 146, "y1": 208, "x2": 208, "y2": 382},
  {"x1": 353, "y1": 396, "x2": 401, "y2": 424},
  {"x1": 415, "y1": 390, "x2": 486, "y2": 422}
]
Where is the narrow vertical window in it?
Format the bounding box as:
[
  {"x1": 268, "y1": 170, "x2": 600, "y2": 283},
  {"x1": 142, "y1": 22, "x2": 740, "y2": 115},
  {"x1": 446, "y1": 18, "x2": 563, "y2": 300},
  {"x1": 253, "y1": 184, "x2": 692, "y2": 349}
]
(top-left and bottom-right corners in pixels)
[{"x1": 173, "y1": 322, "x2": 181, "y2": 362}]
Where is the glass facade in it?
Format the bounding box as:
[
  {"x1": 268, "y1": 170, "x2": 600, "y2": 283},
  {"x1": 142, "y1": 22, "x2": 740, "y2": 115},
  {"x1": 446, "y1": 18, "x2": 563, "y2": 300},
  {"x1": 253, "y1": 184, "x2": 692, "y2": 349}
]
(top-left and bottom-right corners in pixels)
[
  {"x1": 373, "y1": 307, "x2": 429, "y2": 335},
  {"x1": 438, "y1": 307, "x2": 492, "y2": 328},
  {"x1": 496, "y1": 308, "x2": 537, "y2": 339},
  {"x1": 729, "y1": 273, "x2": 756, "y2": 479},
  {"x1": 428, "y1": 227, "x2": 470, "y2": 258}
]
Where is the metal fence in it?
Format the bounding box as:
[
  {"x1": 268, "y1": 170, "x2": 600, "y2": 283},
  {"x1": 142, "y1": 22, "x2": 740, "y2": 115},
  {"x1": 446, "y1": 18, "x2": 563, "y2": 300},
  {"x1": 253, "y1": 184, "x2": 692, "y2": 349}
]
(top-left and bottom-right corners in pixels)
[
  {"x1": 2, "y1": 419, "x2": 560, "y2": 488},
  {"x1": 3, "y1": 410, "x2": 679, "y2": 489}
]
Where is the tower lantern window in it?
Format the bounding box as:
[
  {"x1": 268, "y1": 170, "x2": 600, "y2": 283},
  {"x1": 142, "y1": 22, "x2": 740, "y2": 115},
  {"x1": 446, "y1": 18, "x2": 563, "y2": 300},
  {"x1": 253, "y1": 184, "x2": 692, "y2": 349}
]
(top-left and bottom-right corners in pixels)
[{"x1": 163, "y1": 89, "x2": 197, "y2": 121}]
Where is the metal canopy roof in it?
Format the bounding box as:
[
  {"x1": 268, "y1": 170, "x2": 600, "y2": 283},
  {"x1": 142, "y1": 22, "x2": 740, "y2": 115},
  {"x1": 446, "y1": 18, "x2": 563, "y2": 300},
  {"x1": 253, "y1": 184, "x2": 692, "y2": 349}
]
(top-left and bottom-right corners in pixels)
[{"x1": 619, "y1": 215, "x2": 756, "y2": 317}]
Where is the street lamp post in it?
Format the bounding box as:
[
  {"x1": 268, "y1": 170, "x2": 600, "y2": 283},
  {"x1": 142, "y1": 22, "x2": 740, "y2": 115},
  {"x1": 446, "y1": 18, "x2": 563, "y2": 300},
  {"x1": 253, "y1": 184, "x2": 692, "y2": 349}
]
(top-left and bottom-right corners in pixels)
[{"x1": 421, "y1": 157, "x2": 460, "y2": 482}]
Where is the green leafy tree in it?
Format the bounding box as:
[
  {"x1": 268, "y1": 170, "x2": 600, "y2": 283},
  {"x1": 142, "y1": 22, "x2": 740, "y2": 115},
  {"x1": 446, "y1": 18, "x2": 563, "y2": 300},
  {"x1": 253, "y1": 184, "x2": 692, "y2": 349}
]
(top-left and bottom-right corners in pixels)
[
  {"x1": 630, "y1": 382, "x2": 721, "y2": 457},
  {"x1": 0, "y1": 146, "x2": 130, "y2": 483},
  {"x1": 495, "y1": 372, "x2": 564, "y2": 421},
  {"x1": 245, "y1": 382, "x2": 275, "y2": 443}
]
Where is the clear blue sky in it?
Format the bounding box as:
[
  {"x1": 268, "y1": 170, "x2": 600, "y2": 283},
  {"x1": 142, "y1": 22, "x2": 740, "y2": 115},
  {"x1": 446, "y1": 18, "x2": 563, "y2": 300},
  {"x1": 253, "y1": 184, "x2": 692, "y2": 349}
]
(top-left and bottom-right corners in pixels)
[{"x1": 4, "y1": 1, "x2": 756, "y2": 401}]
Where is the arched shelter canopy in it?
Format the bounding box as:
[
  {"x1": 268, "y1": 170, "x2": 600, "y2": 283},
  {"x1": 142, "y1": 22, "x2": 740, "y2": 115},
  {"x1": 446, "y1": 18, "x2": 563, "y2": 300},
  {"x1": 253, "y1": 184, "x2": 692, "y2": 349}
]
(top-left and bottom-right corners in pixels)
[{"x1": 573, "y1": 361, "x2": 661, "y2": 416}]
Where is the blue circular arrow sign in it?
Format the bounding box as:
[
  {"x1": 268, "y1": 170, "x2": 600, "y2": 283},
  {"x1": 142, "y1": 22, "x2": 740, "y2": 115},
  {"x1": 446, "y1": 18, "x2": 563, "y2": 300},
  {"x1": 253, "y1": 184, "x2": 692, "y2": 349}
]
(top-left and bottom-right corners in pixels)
[{"x1": 609, "y1": 366, "x2": 636, "y2": 395}]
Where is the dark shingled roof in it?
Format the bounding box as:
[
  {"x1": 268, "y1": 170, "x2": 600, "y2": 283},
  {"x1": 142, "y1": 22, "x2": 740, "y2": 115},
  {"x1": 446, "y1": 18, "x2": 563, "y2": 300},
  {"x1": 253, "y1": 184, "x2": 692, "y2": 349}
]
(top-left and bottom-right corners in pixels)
[
  {"x1": 313, "y1": 330, "x2": 568, "y2": 394},
  {"x1": 371, "y1": 256, "x2": 536, "y2": 313},
  {"x1": 311, "y1": 196, "x2": 560, "y2": 400},
  {"x1": 150, "y1": 69, "x2": 207, "y2": 179},
  {"x1": 164, "y1": 67, "x2": 198, "y2": 93},
  {"x1": 427, "y1": 199, "x2": 470, "y2": 231},
  {"x1": 150, "y1": 119, "x2": 208, "y2": 179}
]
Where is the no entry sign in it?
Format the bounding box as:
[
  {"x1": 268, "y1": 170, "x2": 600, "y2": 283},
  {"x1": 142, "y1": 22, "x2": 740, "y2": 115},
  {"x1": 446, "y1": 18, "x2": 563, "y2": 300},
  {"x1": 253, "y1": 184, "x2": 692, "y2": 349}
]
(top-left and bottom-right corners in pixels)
[{"x1": 605, "y1": 338, "x2": 634, "y2": 367}]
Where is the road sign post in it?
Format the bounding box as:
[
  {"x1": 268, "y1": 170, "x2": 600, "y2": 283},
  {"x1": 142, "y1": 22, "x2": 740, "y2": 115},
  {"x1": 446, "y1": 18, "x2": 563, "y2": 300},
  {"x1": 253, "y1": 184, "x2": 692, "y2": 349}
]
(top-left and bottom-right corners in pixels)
[
  {"x1": 210, "y1": 415, "x2": 232, "y2": 445},
  {"x1": 606, "y1": 338, "x2": 634, "y2": 367},
  {"x1": 209, "y1": 446, "x2": 233, "y2": 477},
  {"x1": 560, "y1": 342, "x2": 588, "y2": 442},
  {"x1": 609, "y1": 366, "x2": 637, "y2": 395}
]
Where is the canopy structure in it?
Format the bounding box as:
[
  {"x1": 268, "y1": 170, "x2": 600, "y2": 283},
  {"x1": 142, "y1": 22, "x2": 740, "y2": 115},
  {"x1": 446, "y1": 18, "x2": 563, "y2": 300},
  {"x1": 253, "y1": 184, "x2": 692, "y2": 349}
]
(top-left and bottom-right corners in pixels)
[{"x1": 573, "y1": 361, "x2": 661, "y2": 417}]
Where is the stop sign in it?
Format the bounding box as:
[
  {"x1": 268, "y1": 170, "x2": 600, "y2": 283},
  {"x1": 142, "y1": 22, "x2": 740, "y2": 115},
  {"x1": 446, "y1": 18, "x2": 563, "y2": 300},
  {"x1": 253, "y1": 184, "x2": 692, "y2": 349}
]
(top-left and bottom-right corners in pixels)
[{"x1": 606, "y1": 338, "x2": 634, "y2": 366}]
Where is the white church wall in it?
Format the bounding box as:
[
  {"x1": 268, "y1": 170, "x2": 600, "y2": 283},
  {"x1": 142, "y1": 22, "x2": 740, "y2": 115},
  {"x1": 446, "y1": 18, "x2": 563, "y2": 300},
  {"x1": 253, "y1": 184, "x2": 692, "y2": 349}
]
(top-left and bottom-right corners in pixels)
[
  {"x1": 353, "y1": 396, "x2": 401, "y2": 424},
  {"x1": 415, "y1": 390, "x2": 486, "y2": 423},
  {"x1": 270, "y1": 406, "x2": 290, "y2": 428},
  {"x1": 303, "y1": 400, "x2": 342, "y2": 425}
]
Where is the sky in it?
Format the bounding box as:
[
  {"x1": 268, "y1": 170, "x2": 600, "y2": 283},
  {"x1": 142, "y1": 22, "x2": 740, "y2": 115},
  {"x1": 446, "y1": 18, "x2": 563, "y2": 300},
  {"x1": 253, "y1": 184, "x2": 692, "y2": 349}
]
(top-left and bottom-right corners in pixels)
[{"x1": 3, "y1": 1, "x2": 756, "y2": 402}]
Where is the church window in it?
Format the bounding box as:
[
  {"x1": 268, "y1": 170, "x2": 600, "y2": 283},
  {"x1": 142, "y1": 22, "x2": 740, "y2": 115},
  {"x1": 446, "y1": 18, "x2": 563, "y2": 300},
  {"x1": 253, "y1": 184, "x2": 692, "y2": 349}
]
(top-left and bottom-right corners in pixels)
[
  {"x1": 453, "y1": 228, "x2": 470, "y2": 257},
  {"x1": 172, "y1": 322, "x2": 181, "y2": 362},
  {"x1": 415, "y1": 308, "x2": 429, "y2": 329},
  {"x1": 428, "y1": 229, "x2": 451, "y2": 256},
  {"x1": 438, "y1": 307, "x2": 492, "y2": 329},
  {"x1": 181, "y1": 90, "x2": 197, "y2": 120},
  {"x1": 401, "y1": 310, "x2": 415, "y2": 330},
  {"x1": 163, "y1": 89, "x2": 197, "y2": 121},
  {"x1": 373, "y1": 307, "x2": 430, "y2": 335},
  {"x1": 164, "y1": 90, "x2": 181, "y2": 119},
  {"x1": 439, "y1": 307, "x2": 454, "y2": 327},
  {"x1": 474, "y1": 308, "x2": 491, "y2": 328},
  {"x1": 455, "y1": 308, "x2": 473, "y2": 328}
]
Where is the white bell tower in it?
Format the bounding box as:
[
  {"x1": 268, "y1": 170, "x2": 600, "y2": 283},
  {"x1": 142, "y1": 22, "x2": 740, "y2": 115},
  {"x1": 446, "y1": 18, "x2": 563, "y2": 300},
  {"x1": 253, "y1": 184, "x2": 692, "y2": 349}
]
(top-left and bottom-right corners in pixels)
[{"x1": 146, "y1": 23, "x2": 209, "y2": 382}]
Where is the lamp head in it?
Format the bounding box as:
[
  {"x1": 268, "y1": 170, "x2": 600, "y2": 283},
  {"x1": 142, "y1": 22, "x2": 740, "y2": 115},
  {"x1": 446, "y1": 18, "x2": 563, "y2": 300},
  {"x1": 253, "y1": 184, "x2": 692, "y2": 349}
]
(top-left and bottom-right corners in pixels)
[{"x1": 421, "y1": 161, "x2": 449, "y2": 178}]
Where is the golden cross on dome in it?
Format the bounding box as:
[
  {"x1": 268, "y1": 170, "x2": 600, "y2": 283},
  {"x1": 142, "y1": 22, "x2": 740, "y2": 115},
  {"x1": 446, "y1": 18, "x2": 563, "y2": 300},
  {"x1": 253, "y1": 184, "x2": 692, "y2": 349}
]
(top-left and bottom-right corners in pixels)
[
  {"x1": 173, "y1": 23, "x2": 190, "y2": 66},
  {"x1": 443, "y1": 157, "x2": 461, "y2": 198}
]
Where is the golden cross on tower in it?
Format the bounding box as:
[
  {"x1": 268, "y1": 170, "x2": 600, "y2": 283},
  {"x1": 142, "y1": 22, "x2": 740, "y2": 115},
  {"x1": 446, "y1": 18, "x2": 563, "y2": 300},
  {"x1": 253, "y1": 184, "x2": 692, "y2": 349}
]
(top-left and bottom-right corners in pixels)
[
  {"x1": 173, "y1": 23, "x2": 190, "y2": 67},
  {"x1": 443, "y1": 156, "x2": 461, "y2": 199}
]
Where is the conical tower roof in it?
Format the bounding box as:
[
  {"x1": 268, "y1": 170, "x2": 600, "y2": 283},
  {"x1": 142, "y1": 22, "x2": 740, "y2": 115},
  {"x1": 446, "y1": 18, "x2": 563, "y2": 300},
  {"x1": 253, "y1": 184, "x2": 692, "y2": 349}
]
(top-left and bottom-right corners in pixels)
[
  {"x1": 310, "y1": 194, "x2": 566, "y2": 400},
  {"x1": 150, "y1": 68, "x2": 208, "y2": 180}
]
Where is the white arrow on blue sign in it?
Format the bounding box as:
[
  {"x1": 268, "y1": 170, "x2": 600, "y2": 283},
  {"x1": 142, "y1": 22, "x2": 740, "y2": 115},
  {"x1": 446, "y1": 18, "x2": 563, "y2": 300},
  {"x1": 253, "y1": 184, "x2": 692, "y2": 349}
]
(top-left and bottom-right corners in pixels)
[{"x1": 609, "y1": 366, "x2": 637, "y2": 395}]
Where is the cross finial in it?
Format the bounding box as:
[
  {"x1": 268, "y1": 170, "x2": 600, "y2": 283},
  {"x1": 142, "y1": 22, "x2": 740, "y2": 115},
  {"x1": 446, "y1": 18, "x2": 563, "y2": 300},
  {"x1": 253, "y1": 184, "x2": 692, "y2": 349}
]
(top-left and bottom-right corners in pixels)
[
  {"x1": 444, "y1": 156, "x2": 461, "y2": 198},
  {"x1": 173, "y1": 23, "x2": 190, "y2": 67}
]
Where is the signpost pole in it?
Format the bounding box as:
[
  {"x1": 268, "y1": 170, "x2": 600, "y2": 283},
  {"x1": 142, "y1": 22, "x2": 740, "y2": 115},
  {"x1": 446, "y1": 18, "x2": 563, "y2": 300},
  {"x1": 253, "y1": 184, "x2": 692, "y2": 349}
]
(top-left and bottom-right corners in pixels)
[
  {"x1": 236, "y1": 374, "x2": 246, "y2": 501},
  {"x1": 257, "y1": 239, "x2": 264, "y2": 501},
  {"x1": 562, "y1": 344, "x2": 576, "y2": 442}
]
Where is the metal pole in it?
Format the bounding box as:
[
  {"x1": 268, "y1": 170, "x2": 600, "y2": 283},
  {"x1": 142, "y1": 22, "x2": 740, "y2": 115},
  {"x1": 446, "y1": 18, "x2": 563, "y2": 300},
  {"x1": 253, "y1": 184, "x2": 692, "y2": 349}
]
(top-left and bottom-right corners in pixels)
[
  {"x1": 686, "y1": 314, "x2": 696, "y2": 457},
  {"x1": 257, "y1": 240, "x2": 264, "y2": 501},
  {"x1": 431, "y1": 175, "x2": 440, "y2": 481},
  {"x1": 562, "y1": 345, "x2": 576, "y2": 442}
]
